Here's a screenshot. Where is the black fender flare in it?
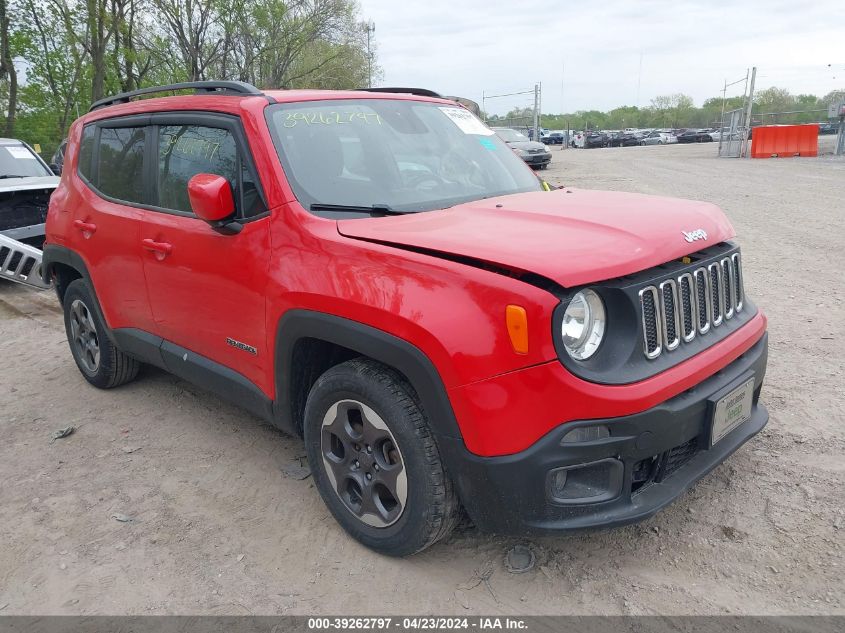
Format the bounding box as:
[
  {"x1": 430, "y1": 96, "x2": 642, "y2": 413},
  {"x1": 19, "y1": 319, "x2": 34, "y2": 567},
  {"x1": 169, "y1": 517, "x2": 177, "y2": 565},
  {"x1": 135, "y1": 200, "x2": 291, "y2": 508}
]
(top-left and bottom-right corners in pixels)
[
  {"x1": 42, "y1": 243, "x2": 92, "y2": 286},
  {"x1": 273, "y1": 309, "x2": 464, "y2": 443}
]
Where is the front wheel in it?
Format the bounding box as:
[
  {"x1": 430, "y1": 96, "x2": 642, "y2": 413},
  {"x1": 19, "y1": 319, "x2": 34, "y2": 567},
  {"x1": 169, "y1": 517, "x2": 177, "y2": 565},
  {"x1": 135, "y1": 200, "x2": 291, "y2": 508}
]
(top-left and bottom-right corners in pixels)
[{"x1": 304, "y1": 359, "x2": 461, "y2": 556}]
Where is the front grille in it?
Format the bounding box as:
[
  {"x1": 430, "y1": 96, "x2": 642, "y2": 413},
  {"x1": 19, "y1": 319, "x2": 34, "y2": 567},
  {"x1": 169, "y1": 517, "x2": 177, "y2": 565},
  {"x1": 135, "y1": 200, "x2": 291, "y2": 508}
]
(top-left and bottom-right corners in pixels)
[
  {"x1": 693, "y1": 268, "x2": 710, "y2": 334},
  {"x1": 0, "y1": 233, "x2": 51, "y2": 289},
  {"x1": 722, "y1": 257, "x2": 734, "y2": 319},
  {"x1": 661, "y1": 438, "x2": 700, "y2": 480},
  {"x1": 709, "y1": 263, "x2": 723, "y2": 326},
  {"x1": 632, "y1": 437, "x2": 702, "y2": 494},
  {"x1": 639, "y1": 251, "x2": 744, "y2": 359},
  {"x1": 678, "y1": 273, "x2": 696, "y2": 342},
  {"x1": 732, "y1": 253, "x2": 743, "y2": 310},
  {"x1": 639, "y1": 287, "x2": 661, "y2": 358},
  {"x1": 659, "y1": 280, "x2": 680, "y2": 350}
]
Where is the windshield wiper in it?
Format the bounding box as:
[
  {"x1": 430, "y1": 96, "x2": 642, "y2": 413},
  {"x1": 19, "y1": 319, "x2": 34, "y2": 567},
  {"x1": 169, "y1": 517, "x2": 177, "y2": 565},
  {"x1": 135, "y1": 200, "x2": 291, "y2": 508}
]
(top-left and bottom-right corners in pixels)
[
  {"x1": 0, "y1": 174, "x2": 29, "y2": 179},
  {"x1": 309, "y1": 203, "x2": 410, "y2": 216}
]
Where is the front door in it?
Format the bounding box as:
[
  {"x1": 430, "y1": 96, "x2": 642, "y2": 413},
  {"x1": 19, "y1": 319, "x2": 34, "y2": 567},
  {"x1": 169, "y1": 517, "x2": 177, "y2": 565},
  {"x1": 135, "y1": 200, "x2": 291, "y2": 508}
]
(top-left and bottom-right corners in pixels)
[{"x1": 138, "y1": 115, "x2": 272, "y2": 394}]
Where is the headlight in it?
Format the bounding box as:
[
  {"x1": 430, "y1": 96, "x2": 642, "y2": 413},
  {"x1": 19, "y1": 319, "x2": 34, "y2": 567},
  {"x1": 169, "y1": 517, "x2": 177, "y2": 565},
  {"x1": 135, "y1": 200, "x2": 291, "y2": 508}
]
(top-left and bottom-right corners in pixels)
[
  {"x1": 560, "y1": 289, "x2": 606, "y2": 360},
  {"x1": 543, "y1": 145, "x2": 551, "y2": 151},
  {"x1": 512, "y1": 148, "x2": 527, "y2": 156}
]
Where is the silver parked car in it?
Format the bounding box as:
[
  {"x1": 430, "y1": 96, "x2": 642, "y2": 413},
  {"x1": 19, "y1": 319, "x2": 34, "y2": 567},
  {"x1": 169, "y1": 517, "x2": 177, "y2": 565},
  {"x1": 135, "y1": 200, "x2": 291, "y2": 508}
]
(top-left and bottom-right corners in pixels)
[
  {"x1": 709, "y1": 128, "x2": 742, "y2": 142},
  {"x1": 640, "y1": 130, "x2": 676, "y2": 146}
]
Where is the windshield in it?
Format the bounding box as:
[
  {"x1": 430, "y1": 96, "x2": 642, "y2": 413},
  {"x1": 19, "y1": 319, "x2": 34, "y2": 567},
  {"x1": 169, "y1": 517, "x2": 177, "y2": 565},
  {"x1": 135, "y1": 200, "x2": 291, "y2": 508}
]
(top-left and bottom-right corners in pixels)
[
  {"x1": 266, "y1": 99, "x2": 542, "y2": 215},
  {"x1": 0, "y1": 144, "x2": 52, "y2": 178},
  {"x1": 493, "y1": 128, "x2": 529, "y2": 143}
]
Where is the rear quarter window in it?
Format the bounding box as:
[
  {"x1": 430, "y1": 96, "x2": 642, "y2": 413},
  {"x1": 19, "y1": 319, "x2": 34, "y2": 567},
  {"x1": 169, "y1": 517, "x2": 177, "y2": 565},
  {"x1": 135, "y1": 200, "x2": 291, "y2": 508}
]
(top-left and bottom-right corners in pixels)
[
  {"x1": 97, "y1": 127, "x2": 146, "y2": 204},
  {"x1": 78, "y1": 126, "x2": 95, "y2": 181}
]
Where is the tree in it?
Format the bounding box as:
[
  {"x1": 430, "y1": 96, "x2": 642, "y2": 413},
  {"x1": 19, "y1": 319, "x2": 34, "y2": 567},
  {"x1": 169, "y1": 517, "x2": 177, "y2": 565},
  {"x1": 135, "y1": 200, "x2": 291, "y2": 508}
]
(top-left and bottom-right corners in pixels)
[
  {"x1": 0, "y1": 0, "x2": 17, "y2": 135},
  {"x1": 820, "y1": 89, "x2": 845, "y2": 106},
  {"x1": 648, "y1": 93, "x2": 694, "y2": 127},
  {"x1": 152, "y1": 0, "x2": 223, "y2": 81},
  {"x1": 3, "y1": 0, "x2": 375, "y2": 157},
  {"x1": 754, "y1": 87, "x2": 795, "y2": 113},
  {"x1": 21, "y1": 0, "x2": 90, "y2": 136},
  {"x1": 540, "y1": 86, "x2": 832, "y2": 132}
]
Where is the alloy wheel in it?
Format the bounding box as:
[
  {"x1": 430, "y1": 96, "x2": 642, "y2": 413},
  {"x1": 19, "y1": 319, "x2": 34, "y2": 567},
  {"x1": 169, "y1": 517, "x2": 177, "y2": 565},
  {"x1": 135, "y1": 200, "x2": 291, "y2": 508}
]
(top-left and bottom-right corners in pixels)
[{"x1": 69, "y1": 299, "x2": 100, "y2": 373}]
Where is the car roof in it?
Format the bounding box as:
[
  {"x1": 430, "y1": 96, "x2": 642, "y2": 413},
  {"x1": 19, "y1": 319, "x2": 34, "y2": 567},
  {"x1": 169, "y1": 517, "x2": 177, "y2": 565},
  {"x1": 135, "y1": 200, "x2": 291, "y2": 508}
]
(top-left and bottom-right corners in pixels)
[
  {"x1": 0, "y1": 138, "x2": 25, "y2": 145},
  {"x1": 82, "y1": 88, "x2": 460, "y2": 125}
]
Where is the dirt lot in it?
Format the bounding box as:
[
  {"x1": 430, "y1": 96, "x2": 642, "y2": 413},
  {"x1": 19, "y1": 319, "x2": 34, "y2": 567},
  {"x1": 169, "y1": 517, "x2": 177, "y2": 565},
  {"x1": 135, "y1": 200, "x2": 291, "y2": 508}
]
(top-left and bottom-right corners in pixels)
[{"x1": 1, "y1": 141, "x2": 843, "y2": 616}]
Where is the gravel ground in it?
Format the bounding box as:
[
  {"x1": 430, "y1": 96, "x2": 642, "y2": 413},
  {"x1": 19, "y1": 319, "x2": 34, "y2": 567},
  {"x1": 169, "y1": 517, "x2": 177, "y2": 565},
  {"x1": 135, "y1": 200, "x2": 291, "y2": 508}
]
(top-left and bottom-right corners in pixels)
[{"x1": 1, "y1": 140, "x2": 843, "y2": 615}]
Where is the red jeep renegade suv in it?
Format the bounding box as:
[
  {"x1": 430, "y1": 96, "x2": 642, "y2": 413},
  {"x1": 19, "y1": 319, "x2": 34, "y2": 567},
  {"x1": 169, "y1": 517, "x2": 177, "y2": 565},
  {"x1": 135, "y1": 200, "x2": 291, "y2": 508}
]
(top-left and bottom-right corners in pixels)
[{"x1": 43, "y1": 81, "x2": 768, "y2": 556}]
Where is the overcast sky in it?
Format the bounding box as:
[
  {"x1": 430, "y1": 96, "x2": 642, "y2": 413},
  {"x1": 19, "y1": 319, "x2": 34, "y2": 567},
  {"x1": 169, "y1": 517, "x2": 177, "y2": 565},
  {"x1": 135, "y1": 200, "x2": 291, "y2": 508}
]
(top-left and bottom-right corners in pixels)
[{"x1": 357, "y1": 0, "x2": 844, "y2": 116}]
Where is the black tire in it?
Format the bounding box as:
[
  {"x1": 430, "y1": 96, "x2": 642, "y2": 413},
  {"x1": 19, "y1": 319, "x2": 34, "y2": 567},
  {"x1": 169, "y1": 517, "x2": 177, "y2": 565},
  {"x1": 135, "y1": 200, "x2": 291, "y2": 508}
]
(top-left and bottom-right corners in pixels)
[
  {"x1": 304, "y1": 358, "x2": 461, "y2": 556},
  {"x1": 62, "y1": 279, "x2": 139, "y2": 389}
]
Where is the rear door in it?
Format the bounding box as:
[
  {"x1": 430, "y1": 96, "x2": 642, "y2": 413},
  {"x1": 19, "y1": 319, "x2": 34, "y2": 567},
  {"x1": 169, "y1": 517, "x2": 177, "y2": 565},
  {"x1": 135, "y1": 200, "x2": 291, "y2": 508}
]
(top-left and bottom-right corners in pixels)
[
  {"x1": 73, "y1": 120, "x2": 156, "y2": 332},
  {"x1": 138, "y1": 113, "x2": 272, "y2": 393}
]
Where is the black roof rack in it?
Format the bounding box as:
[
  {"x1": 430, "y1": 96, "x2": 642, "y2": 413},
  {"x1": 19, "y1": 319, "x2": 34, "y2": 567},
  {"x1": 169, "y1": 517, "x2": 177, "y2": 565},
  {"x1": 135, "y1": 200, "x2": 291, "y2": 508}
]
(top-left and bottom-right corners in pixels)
[
  {"x1": 89, "y1": 80, "x2": 267, "y2": 112},
  {"x1": 356, "y1": 87, "x2": 443, "y2": 99}
]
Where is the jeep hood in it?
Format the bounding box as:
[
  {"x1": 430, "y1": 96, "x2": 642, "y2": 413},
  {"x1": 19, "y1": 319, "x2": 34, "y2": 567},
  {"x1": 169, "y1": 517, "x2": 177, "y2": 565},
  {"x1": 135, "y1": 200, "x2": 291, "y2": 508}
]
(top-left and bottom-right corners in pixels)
[{"x1": 336, "y1": 189, "x2": 735, "y2": 288}]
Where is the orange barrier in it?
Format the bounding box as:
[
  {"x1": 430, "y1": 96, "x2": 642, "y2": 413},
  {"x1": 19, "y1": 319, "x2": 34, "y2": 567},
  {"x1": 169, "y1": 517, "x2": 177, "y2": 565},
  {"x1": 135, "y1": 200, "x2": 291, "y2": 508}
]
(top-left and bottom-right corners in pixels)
[{"x1": 750, "y1": 124, "x2": 819, "y2": 158}]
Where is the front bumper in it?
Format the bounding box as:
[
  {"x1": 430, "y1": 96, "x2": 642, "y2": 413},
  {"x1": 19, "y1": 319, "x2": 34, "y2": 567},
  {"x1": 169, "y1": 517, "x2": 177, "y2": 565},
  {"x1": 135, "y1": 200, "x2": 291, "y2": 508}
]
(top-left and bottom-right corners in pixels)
[{"x1": 441, "y1": 332, "x2": 768, "y2": 535}]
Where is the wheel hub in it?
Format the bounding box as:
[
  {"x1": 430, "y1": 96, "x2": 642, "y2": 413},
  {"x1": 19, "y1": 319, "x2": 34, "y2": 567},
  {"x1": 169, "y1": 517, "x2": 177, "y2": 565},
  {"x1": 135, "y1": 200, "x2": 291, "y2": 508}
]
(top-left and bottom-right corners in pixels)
[{"x1": 320, "y1": 399, "x2": 407, "y2": 528}]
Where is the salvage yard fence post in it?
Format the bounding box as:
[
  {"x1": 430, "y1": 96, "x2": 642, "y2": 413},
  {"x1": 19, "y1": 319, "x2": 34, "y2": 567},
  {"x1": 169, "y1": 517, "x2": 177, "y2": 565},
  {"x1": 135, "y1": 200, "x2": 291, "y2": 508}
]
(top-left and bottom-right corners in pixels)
[{"x1": 717, "y1": 67, "x2": 755, "y2": 158}]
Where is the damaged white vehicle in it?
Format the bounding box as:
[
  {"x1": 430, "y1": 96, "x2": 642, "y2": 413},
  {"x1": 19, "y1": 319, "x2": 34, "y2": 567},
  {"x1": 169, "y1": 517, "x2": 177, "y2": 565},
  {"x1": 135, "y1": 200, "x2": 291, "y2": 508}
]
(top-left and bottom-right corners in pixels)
[{"x1": 0, "y1": 138, "x2": 58, "y2": 288}]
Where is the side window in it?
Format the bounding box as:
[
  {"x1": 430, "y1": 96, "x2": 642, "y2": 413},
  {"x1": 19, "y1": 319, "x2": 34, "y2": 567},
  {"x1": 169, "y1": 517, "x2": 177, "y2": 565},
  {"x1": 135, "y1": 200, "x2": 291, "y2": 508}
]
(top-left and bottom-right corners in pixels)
[
  {"x1": 78, "y1": 126, "x2": 95, "y2": 181},
  {"x1": 157, "y1": 125, "x2": 265, "y2": 217},
  {"x1": 97, "y1": 127, "x2": 146, "y2": 203}
]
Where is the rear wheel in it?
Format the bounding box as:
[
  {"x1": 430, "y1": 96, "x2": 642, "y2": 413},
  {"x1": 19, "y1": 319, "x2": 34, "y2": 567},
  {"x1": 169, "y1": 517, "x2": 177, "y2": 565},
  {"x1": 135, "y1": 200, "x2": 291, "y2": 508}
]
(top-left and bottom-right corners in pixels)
[
  {"x1": 62, "y1": 279, "x2": 139, "y2": 389},
  {"x1": 304, "y1": 359, "x2": 461, "y2": 556}
]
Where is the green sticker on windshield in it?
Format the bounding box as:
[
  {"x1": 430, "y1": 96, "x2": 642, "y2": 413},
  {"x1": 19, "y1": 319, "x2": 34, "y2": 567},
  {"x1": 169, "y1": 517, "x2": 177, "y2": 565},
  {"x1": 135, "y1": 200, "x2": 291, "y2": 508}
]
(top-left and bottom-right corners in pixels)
[{"x1": 282, "y1": 111, "x2": 382, "y2": 128}]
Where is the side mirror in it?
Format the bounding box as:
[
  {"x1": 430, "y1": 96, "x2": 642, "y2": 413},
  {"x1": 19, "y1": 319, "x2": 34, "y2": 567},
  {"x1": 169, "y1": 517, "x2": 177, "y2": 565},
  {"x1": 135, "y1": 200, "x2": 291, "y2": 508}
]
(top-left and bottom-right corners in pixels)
[
  {"x1": 49, "y1": 163, "x2": 62, "y2": 175},
  {"x1": 188, "y1": 173, "x2": 235, "y2": 222}
]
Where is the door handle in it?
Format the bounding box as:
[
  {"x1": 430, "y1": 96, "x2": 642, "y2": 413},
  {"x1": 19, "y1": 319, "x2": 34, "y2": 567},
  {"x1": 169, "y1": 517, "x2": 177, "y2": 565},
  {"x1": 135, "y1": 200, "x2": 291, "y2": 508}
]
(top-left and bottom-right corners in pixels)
[
  {"x1": 141, "y1": 238, "x2": 173, "y2": 256},
  {"x1": 73, "y1": 220, "x2": 97, "y2": 234}
]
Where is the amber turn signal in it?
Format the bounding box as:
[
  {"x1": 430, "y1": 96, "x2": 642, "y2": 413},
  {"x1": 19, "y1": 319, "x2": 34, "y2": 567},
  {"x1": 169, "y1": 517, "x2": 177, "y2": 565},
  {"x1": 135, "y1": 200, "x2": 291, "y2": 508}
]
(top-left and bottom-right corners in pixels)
[{"x1": 506, "y1": 305, "x2": 529, "y2": 354}]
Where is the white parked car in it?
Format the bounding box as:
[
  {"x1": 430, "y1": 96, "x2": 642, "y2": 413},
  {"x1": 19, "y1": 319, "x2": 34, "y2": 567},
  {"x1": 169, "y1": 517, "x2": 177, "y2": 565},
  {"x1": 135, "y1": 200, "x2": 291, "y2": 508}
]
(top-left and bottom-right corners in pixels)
[{"x1": 0, "y1": 138, "x2": 60, "y2": 248}]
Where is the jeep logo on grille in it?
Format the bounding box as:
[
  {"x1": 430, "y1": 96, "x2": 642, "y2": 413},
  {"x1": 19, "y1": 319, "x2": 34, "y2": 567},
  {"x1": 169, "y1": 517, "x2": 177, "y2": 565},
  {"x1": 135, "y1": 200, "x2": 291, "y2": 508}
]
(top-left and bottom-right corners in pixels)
[{"x1": 682, "y1": 229, "x2": 708, "y2": 243}]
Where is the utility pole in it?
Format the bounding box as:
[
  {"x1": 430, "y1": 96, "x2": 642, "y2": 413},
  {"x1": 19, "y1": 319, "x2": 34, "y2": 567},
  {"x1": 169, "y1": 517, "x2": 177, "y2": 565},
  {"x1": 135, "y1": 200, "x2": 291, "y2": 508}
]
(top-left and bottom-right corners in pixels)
[
  {"x1": 741, "y1": 66, "x2": 756, "y2": 158},
  {"x1": 636, "y1": 51, "x2": 643, "y2": 107},
  {"x1": 533, "y1": 83, "x2": 540, "y2": 142},
  {"x1": 365, "y1": 21, "x2": 375, "y2": 88}
]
